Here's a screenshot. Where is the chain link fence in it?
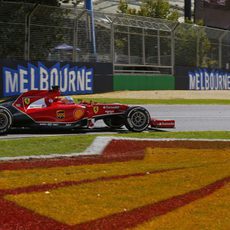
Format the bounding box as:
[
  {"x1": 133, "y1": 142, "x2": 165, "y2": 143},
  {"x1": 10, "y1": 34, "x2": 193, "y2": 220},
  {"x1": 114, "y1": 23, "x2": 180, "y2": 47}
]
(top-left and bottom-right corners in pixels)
[{"x1": 1, "y1": 1, "x2": 230, "y2": 74}]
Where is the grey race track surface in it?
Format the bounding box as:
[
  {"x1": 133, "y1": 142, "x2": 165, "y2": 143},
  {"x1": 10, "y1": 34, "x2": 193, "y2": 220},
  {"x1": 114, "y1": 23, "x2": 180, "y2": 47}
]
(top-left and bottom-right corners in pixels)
[
  {"x1": 1, "y1": 105, "x2": 230, "y2": 139},
  {"x1": 148, "y1": 104, "x2": 230, "y2": 131}
]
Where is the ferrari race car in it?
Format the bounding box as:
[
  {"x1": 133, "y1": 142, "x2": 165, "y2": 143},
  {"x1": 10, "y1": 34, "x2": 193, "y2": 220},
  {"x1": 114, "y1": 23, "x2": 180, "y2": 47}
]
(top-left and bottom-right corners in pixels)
[{"x1": 0, "y1": 87, "x2": 175, "y2": 134}]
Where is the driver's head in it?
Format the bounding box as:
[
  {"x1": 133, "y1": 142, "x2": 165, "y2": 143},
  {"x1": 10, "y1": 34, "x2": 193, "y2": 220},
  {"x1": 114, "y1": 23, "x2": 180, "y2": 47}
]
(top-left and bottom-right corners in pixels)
[
  {"x1": 61, "y1": 96, "x2": 73, "y2": 103},
  {"x1": 61, "y1": 97, "x2": 69, "y2": 104}
]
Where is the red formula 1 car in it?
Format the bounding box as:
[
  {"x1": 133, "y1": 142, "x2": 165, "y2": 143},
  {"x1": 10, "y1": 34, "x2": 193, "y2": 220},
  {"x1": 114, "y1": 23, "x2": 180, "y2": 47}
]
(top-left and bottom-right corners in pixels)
[{"x1": 0, "y1": 87, "x2": 175, "y2": 134}]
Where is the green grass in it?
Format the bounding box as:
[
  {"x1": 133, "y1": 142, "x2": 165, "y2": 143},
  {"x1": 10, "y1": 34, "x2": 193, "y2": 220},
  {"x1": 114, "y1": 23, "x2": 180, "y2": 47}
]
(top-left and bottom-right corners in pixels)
[
  {"x1": 0, "y1": 135, "x2": 95, "y2": 158},
  {"x1": 115, "y1": 131, "x2": 230, "y2": 139},
  {"x1": 1, "y1": 131, "x2": 230, "y2": 158},
  {"x1": 74, "y1": 98, "x2": 230, "y2": 105}
]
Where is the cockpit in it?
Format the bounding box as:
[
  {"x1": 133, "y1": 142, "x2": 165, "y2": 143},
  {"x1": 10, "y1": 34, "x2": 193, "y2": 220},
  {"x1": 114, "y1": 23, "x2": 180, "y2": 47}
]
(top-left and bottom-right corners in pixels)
[
  {"x1": 27, "y1": 96, "x2": 75, "y2": 109},
  {"x1": 27, "y1": 98, "x2": 47, "y2": 109}
]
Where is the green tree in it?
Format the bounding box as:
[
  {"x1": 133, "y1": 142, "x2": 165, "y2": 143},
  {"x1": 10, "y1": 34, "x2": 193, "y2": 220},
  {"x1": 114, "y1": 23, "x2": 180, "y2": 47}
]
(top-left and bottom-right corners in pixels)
[
  {"x1": 175, "y1": 25, "x2": 212, "y2": 67},
  {"x1": 118, "y1": 0, "x2": 179, "y2": 21},
  {"x1": 117, "y1": 0, "x2": 128, "y2": 13}
]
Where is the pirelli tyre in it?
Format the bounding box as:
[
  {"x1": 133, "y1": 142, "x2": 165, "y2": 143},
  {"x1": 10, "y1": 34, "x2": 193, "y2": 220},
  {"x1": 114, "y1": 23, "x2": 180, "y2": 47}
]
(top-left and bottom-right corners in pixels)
[
  {"x1": 125, "y1": 106, "x2": 150, "y2": 132},
  {"x1": 103, "y1": 116, "x2": 125, "y2": 129},
  {"x1": 0, "y1": 107, "x2": 12, "y2": 135}
]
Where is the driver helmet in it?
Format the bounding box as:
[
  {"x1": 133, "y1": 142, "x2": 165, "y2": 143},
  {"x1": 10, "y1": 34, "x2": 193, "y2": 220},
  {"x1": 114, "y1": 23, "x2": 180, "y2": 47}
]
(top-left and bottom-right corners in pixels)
[{"x1": 61, "y1": 96, "x2": 74, "y2": 104}]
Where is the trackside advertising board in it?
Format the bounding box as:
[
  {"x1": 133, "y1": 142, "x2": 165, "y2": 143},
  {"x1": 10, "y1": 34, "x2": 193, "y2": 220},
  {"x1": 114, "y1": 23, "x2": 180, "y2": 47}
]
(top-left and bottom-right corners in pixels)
[
  {"x1": 175, "y1": 66, "x2": 230, "y2": 90},
  {"x1": 0, "y1": 60, "x2": 113, "y2": 98}
]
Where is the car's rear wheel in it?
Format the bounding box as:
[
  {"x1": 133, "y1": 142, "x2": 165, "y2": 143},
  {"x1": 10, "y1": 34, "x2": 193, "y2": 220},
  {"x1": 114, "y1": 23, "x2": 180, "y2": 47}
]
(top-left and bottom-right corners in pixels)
[
  {"x1": 125, "y1": 107, "x2": 150, "y2": 132},
  {"x1": 103, "y1": 116, "x2": 125, "y2": 129},
  {"x1": 0, "y1": 108, "x2": 12, "y2": 135}
]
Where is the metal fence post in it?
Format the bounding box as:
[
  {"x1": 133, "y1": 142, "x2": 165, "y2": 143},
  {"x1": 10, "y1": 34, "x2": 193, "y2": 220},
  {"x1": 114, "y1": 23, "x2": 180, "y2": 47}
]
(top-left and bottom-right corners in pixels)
[
  {"x1": 157, "y1": 29, "x2": 161, "y2": 66},
  {"x1": 196, "y1": 28, "x2": 200, "y2": 67},
  {"x1": 24, "y1": 3, "x2": 39, "y2": 61},
  {"x1": 111, "y1": 21, "x2": 115, "y2": 72},
  {"x1": 171, "y1": 31, "x2": 174, "y2": 75},
  {"x1": 219, "y1": 31, "x2": 228, "y2": 69},
  {"x1": 142, "y1": 28, "x2": 145, "y2": 65},
  {"x1": 73, "y1": 7, "x2": 77, "y2": 62},
  {"x1": 219, "y1": 35, "x2": 223, "y2": 69},
  {"x1": 171, "y1": 23, "x2": 179, "y2": 75},
  {"x1": 128, "y1": 26, "x2": 130, "y2": 64}
]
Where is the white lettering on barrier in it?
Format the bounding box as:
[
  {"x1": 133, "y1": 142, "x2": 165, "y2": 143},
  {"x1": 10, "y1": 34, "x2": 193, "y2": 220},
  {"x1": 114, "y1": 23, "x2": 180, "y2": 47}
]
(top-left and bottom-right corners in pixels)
[
  {"x1": 5, "y1": 71, "x2": 18, "y2": 93},
  {"x1": 188, "y1": 69, "x2": 230, "y2": 90},
  {"x1": 68, "y1": 70, "x2": 76, "y2": 92},
  {"x1": 19, "y1": 68, "x2": 28, "y2": 93},
  {"x1": 2, "y1": 63, "x2": 93, "y2": 96},
  {"x1": 30, "y1": 66, "x2": 38, "y2": 90}
]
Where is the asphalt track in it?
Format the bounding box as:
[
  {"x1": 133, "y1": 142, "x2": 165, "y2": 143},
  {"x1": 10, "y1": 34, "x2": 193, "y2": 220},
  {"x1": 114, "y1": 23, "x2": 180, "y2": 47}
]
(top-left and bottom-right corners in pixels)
[
  {"x1": 149, "y1": 104, "x2": 230, "y2": 131},
  {"x1": 1, "y1": 105, "x2": 230, "y2": 139}
]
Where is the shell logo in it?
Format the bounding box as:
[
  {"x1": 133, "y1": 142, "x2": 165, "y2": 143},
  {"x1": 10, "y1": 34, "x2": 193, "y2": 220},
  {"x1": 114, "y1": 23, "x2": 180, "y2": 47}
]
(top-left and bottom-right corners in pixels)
[{"x1": 73, "y1": 109, "x2": 85, "y2": 120}]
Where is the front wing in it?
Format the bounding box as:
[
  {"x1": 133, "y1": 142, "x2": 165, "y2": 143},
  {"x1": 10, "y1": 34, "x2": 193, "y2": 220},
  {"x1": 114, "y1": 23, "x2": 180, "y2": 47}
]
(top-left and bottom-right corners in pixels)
[{"x1": 150, "y1": 118, "x2": 175, "y2": 129}]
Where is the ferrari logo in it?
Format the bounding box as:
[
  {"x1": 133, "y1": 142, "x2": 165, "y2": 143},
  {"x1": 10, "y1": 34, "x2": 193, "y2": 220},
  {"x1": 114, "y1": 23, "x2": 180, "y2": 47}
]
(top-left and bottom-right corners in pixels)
[
  {"x1": 24, "y1": 97, "x2": 30, "y2": 105},
  {"x1": 56, "y1": 110, "x2": 65, "y2": 119},
  {"x1": 93, "y1": 106, "x2": 99, "y2": 114}
]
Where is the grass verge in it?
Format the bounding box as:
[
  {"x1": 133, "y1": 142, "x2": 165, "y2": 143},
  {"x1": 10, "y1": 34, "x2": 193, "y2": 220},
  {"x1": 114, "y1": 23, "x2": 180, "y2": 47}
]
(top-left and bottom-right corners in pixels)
[
  {"x1": 1, "y1": 131, "x2": 230, "y2": 158},
  {"x1": 0, "y1": 135, "x2": 95, "y2": 158}
]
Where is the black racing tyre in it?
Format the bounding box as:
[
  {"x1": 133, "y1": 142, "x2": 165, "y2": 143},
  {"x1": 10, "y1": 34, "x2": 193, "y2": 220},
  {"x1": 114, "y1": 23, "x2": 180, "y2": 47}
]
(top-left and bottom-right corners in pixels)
[
  {"x1": 125, "y1": 106, "x2": 150, "y2": 132},
  {"x1": 103, "y1": 116, "x2": 125, "y2": 129},
  {"x1": 0, "y1": 108, "x2": 12, "y2": 135}
]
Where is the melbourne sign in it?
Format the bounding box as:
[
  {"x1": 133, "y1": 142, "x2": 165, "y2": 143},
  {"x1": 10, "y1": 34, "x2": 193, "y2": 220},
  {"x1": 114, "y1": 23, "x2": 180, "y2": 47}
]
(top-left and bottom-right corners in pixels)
[
  {"x1": 188, "y1": 68, "x2": 230, "y2": 90},
  {"x1": 1, "y1": 62, "x2": 93, "y2": 97}
]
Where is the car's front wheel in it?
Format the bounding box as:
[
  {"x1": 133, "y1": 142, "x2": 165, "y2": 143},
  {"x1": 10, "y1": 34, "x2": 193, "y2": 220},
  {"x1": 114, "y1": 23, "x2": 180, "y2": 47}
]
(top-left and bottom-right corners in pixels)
[
  {"x1": 0, "y1": 108, "x2": 12, "y2": 135},
  {"x1": 125, "y1": 106, "x2": 150, "y2": 132}
]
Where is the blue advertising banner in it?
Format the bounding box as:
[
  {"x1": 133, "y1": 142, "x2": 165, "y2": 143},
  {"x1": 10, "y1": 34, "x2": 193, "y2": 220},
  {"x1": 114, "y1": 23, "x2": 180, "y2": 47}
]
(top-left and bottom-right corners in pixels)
[
  {"x1": 175, "y1": 66, "x2": 230, "y2": 90},
  {"x1": 0, "y1": 60, "x2": 113, "y2": 98},
  {"x1": 188, "y1": 68, "x2": 230, "y2": 90}
]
